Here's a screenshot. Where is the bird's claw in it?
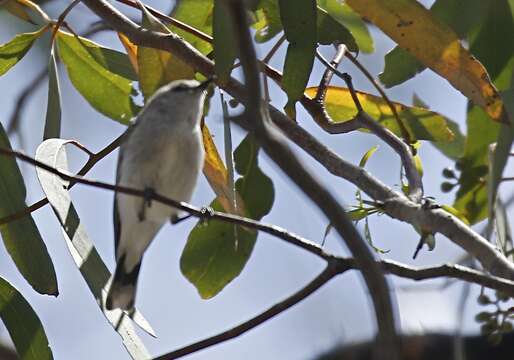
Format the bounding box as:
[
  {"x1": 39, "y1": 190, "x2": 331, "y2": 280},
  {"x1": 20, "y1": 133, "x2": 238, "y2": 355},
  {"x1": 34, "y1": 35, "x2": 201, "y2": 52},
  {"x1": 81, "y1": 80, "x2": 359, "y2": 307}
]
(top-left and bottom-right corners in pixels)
[{"x1": 138, "y1": 187, "x2": 155, "y2": 221}]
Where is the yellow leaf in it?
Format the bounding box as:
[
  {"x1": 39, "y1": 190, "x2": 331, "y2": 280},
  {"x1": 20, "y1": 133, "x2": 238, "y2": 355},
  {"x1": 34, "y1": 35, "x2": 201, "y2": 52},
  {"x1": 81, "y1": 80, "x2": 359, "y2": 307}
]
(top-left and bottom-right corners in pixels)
[
  {"x1": 202, "y1": 124, "x2": 245, "y2": 215},
  {"x1": 345, "y1": 0, "x2": 505, "y2": 122},
  {"x1": 305, "y1": 86, "x2": 454, "y2": 142},
  {"x1": 117, "y1": 32, "x2": 138, "y2": 74}
]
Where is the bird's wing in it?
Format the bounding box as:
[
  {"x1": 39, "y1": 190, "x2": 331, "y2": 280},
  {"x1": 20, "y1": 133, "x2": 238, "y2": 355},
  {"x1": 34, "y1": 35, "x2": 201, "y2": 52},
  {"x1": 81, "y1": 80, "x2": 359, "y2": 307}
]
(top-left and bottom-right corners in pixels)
[
  {"x1": 113, "y1": 148, "x2": 122, "y2": 257},
  {"x1": 113, "y1": 123, "x2": 138, "y2": 257}
]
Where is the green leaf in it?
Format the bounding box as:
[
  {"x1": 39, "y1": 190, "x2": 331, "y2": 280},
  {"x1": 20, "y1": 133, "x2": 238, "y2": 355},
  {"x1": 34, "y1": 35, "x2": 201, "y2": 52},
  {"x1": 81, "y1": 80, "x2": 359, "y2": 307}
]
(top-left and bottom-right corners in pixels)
[
  {"x1": 413, "y1": 94, "x2": 465, "y2": 159},
  {"x1": 170, "y1": 0, "x2": 213, "y2": 55},
  {"x1": 454, "y1": 106, "x2": 500, "y2": 224},
  {"x1": 35, "y1": 139, "x2": 155, "y2": 356},
  {"x1": 137, "y1": 6, "x2": 195, "y2": 99},
  {"x1": 358, "y1": 145, "x2": 378, "y2": 168},
  {"x1": 280, "y1": 0, "x2": 317, "y2": 114},
  {"x1": 0, "y1": 122, "x2": 57, "y2": 295},
  {"x1": 379, "y1": 47, "x2": 425, "y2": 88},
  {"x1": 43, "y1": 48, "x2": 61, "y2": 140},
  {"x1": 379, "y1": 0, "x2": 487, "y2": 88},
  {"x1": 181, "y1": 135, "x2": 274, "y2": 299},
  {"x1": 470, "y1": 0, "x2": 514, "y2": 86},
  {"x1": 316, "y1": 6, "x2": 357, "y2": 51},
  {"x1": 253, "y1": 0, "x2": 282, "y2": 43},
  {"x1": 488, "y1": 90, "x2": 514, "y2": 222},
  {"x1": 0, "y1": 27, "x2": 46, "y2": 76},
  {"x1": 0, "y1": 276, "x2": 53, "y2": 360},
  {"x1": 305, "y1": 86, "x2": 455, "y2": 142},
  {"x1": 213, "y1": 0, "x2": 237, "y2": 84},
  {"x1": 56, "y1": 31, "x2": 138, "y2": 124},
  {"x1": 317, "y1": 0, "x2": 373, "y2": 53}
]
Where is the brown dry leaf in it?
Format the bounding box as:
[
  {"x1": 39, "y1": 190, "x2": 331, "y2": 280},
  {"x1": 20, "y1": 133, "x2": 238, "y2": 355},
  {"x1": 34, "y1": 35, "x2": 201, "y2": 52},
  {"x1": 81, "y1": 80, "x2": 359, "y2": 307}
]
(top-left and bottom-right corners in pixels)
[{"x1": 345, "y1": 0, "x2": 505, "y2": 122}]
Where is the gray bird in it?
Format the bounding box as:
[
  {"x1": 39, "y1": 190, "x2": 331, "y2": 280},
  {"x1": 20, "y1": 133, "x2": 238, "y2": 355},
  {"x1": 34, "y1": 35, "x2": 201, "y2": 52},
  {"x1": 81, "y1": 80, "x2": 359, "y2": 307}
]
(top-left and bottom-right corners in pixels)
[{"x1": 105, "y1": 78, "x2": 211, "y2": 311}]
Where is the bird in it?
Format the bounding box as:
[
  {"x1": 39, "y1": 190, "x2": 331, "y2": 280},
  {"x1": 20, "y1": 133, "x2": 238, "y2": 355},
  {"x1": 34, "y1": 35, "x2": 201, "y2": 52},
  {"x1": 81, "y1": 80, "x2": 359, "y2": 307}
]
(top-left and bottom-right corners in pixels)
[{"x1": 105, "y1": 78, "x2": 211, "y2": 311}]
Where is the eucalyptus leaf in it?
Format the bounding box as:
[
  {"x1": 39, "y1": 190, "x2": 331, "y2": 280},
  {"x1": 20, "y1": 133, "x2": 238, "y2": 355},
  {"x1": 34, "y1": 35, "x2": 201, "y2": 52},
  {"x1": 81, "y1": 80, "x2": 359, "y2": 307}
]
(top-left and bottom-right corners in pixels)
[
  {"x1": 0, "y1": 276, "x2": 53, "y2": 360},
  {"x1": 35, "y1": 139, "x2": 155, "y2": 358},
  {"x1": 181, "y1": 135, "x2": 274, "y2": 298},
  {"x1": 0, "y1": 122, "x2": 57, "y2": 295},
  {"x1": 43, "y1": 48, "x2": 61, "y2": 140},
  {"x1": 0, "y1": 27, "x2": 46, "y2": 76},
  {"x1": 57, "y1": 31, "x2": 138, "y2": 124}
]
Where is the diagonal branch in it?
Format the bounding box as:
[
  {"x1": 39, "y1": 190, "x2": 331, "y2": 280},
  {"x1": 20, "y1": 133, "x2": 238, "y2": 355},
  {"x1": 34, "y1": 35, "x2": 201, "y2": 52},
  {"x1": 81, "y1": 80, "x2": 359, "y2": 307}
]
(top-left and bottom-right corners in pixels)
[
  {"x1": 223, "y1": 1, "x2": 399, "y2": 359},
  {"x1": 0, "y1": 132, "x2": 124, "y2": 225},
  {"x1": 153, "y1": 263, "x2": 343, "y2": 360},
  {"x1": 79, "y1": 0, "x2": 514, "y2": 287}
]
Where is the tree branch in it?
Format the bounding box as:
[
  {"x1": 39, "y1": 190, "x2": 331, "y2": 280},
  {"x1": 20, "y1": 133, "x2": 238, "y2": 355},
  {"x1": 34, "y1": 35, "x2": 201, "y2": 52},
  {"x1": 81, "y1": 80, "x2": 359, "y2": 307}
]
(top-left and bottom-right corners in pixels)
[
  {"x1": 223, "y1": 1, "x2": 398, "y2": 359},
  {"x1": 0, "y1": 132, "x2": 124, "y2": 226},
  {"x1": 2, "y1": 146, "x2": 512, "y2": 297},
  {"x1": 79, "y1": 0, "x2": 514, "y2": 289},
  {"x1": 153, "y1": 263, "x2": 343, "y2": 360}
]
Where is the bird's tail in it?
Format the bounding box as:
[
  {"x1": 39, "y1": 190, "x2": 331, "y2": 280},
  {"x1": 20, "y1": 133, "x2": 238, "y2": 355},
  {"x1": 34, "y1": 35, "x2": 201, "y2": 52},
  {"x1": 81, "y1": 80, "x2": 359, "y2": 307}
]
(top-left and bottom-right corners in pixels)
[{"x1": 105, "y1": 254, "x2": 141, "y2": 311}]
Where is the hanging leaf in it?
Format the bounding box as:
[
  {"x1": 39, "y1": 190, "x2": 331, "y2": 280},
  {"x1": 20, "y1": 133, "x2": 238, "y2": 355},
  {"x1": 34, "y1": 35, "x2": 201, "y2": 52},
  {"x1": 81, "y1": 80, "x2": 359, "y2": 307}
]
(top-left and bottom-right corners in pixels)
[
  {"x1": 358, "y1": 145, "x2": 378, "y2": 168},
  {"x1": 305, "y1": 86, "x2": 455, "y2": 142},
  {"x1": 170, "y1": 0, "x2": 213, "y2": 55},
  {"x1": 213, "y1": 0, "x2": 237, "y2": 84},
  {"x1": 43, "y1": 48, "x2": 61, "y2": 140},
  {"x1": 0, "y1": 122, "x2": 57, "y2": 296},
  {"x1": 56, "y1": 31, "x2": 139, "y2": 124},
  {"x1": 117, "y1": 33, "x2": 138, "y2": 74},
  {"x1": 454, "y1": 106, "x2": 500, "y2": 224},
  {"x1": 253, "y1": 0, "x2": 282, "y2": 43},
  {"x1": 345, "y1": 0, "x2": 505, "y2": 122},
  {"x1": 137, "y1": 2, "x2": 195, "y2": 99},
  {"x1": 488, "y1": 90, "x2": 514, "y2": 224},
  {"x1": 35, "y1": 139, "x2": 155, "y2": 357},
  {"x1": 317, "y1": 0, "x2": 373, "y2": 53},
  {"x1": 379, "y1": 0, "x2": 486, "y2": 87},
  {"x1": 0, "y1": 276, "x2": 53, "y2": 360},
  {"x1": 0, "y1": 27, "x2": 47, "y2": 76},
  {"x1": 181, "y1": 135, "x2": 274, "y2": 299},
  {"x1": 316, "y1": 7, "x2": 357, "y2": 51},
  {"x1": 201, "y1": 124, "x2": 245, "y2": 215},
  {"x1": 280, "y1": 0, "x2": 317, "y2": 117},
  {"x1": 413, "y1": 94, "x2": 465, "y2": 160}
]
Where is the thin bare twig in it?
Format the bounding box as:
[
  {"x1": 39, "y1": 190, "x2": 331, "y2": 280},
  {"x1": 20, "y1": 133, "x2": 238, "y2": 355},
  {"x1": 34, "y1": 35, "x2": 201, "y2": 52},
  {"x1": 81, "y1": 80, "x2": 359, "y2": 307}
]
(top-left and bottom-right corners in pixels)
[
  {"x1": 153, "y1": 263, "x2": 343, "y2": 360},
  {"x1": 344, "y1": 51, "x2": 412, "y2": 144},
  {"x1": 314, "y1": 51, "x2": 423, "y2": 201},
  {"x1": 0, "y1": 132, "x2": 124, "y2": 226}
]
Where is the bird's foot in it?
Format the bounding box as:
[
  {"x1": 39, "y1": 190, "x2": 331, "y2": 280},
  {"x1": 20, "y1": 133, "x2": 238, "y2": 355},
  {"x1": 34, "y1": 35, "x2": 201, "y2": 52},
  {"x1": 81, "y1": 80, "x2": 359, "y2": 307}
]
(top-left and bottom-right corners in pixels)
[
  {"x1": 138, "y1": 187, "x2": 155, "y2": 222},
  {"x1": 199, "y1": 206, "x2": 214, "y2": 225}
]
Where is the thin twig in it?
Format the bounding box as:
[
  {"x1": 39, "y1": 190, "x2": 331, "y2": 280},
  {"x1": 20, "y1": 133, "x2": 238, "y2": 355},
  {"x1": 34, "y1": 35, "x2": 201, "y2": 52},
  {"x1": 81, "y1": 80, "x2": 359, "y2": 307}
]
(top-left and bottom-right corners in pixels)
[
  {"x1": 153, "y1": 263, "x2": 343, "y2": 360},
  {"x1": 262, "y1": 35, "x2": 286, "y2": 64},
  {"x1": 315, "y1": 45, "x2": 346, "y2": 102},
  {"x1": 0, "y1": 132, "x2": 124, "y2": 226},
  {"x1": 114, "y1": 0, "x2": 212, "y2": 43},
  {"x1": 344, "y1": 51, "x2": 412, "y2": 144},
  {"x1": 314, "y1": 51, "x2": 423, "y2": 201},
  {"x1": 50, "y1": 0, "x2": 81, "y2": 42}
]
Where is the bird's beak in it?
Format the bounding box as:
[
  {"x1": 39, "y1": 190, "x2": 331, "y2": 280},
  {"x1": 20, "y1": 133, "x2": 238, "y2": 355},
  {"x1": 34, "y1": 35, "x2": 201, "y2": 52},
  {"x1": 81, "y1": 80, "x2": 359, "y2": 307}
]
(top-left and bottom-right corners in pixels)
[{"x1": 196, "y1": 76, "x2": 216, "y2": 91}]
